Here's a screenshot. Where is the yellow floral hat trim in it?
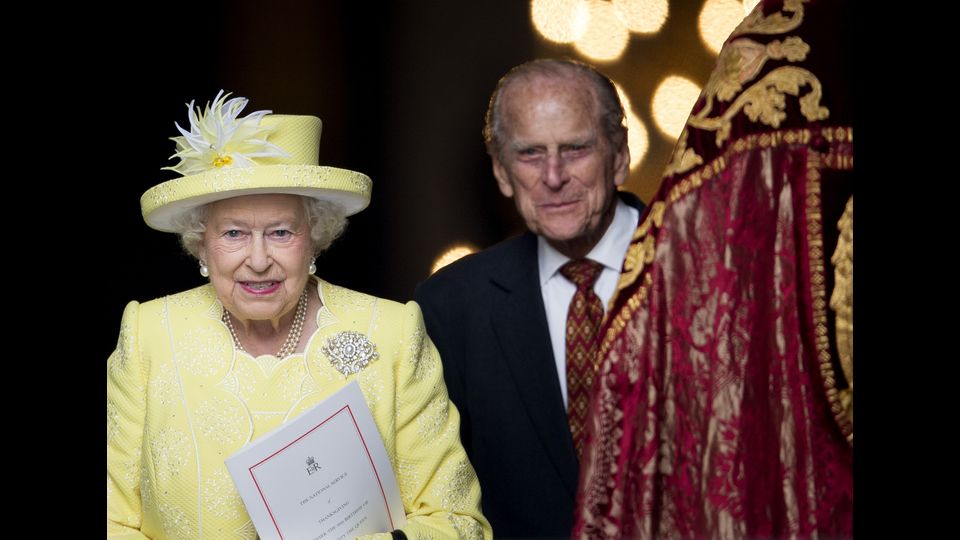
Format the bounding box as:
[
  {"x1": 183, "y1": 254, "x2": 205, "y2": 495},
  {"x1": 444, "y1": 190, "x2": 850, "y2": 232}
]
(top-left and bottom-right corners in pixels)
[{"x1": 141, "y1": 92, "x2": 371, "y2": 232}]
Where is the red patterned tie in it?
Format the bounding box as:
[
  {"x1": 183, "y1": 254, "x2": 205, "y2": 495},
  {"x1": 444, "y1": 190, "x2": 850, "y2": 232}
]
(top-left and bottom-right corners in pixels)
[{"x1": 560, "y1": 259, "x2": 604, "y2": 459}]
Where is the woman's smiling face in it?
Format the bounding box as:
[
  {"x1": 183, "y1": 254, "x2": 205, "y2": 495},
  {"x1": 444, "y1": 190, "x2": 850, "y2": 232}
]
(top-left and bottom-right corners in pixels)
[{"x1": 199, "y1": 194, "x2": 313, "y2": 325}]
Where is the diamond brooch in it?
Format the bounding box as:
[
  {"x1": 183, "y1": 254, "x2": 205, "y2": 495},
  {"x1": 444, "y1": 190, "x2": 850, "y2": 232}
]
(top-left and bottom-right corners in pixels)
[{"x1": 322, "y1": 331, "x2": 379, "y2": 375}]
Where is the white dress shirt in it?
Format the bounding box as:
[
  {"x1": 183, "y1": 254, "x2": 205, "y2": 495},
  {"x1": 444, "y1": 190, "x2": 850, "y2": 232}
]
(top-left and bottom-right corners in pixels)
[{"x1": 538, "y1": 199, "x2": 639, "y2": 408}]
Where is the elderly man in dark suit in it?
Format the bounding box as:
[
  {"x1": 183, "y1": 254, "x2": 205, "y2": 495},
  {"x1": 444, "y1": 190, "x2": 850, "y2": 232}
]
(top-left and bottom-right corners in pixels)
[{"x1": 415, "y1": 59, "x2": 644, "y2": 539}]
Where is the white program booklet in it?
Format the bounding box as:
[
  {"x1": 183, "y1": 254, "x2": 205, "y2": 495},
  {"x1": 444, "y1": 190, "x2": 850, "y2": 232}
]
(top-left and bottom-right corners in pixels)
[{"x1": 226, "y1": 381, "x2": 406, "y2": 540}]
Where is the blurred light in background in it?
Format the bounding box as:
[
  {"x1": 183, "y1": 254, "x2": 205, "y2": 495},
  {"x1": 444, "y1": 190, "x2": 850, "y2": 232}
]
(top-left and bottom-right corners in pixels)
[
  {"x1": 612, "y1": 0, "x2": 669, "y2": 34},
  {"x1": 698, "y1": 0, "x2": 747, "y2": 54},
  {"x1": 614, "y1": 82, "x2": 649, "y2": 170},
  {"x1": 529, "y1": 0, "x2": 753, "y2": 200},
  {"x1": 533, "y1": 0, "x2": 671, "y2": 47},
  {"x1": 651, "y1": 75, "x2": 701, "y2": 139},
  {"x1": 431, "y1": 244, "x2": 479, "y2": 274},
  {"x1": 743, "y1": 0, "x2": 761, "y2": 16},
  {"x1": 531, "y1": 0, "x2": 590, "y2": 43},
  {"x1": 574, "y1": 0, "x2": 631, "y2": 62}
]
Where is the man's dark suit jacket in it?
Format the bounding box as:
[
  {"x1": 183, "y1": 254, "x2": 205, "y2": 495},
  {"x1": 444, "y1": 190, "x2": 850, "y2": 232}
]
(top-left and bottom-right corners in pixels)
[{"x1": 414, "y1": 193, "x2": 644, "y2": 539}]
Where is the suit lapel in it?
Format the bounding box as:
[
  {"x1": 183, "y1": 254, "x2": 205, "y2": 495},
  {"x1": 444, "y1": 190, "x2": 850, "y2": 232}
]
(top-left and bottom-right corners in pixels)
[{"x1": 488, "y1": 234, "x2": 579, "y2": 496}]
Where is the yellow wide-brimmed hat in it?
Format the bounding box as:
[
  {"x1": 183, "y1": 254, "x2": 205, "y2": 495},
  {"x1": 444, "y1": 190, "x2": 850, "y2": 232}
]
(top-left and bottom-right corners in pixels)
[{"x1": 141, "y1": 91, "x2": 372, "y2": 232}]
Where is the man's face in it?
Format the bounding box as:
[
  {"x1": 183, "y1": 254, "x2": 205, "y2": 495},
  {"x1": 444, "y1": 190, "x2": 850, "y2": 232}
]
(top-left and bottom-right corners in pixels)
[{"x1": 492, "y1": 76, "x2": 629, "y2": 258}]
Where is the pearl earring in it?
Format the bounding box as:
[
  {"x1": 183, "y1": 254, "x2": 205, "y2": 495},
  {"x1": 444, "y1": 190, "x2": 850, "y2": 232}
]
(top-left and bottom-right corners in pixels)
[
  {"x1": 308, "y1": 260, "x2": 317, "y2": 274},
  {"x1": 199, "y1": 261, "x2": 210, "y2": 277}
]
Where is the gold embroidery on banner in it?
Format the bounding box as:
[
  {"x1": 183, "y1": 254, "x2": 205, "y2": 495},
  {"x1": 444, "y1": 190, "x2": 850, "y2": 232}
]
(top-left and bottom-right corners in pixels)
[
  {"x1": 729, "y1": 0, "x2": 809, "y2": 39},
  {"x1": 664, "y1": 128, "x2": 827, "y2": 204},
  {"x1": 668, "y1": 155, "x2": 726, "y2": 203},
  {"x1": 690, "y1": 65, "x2": 828, "y2": 147},
  {"x1": 616, "y1": 128, "x2": 853, "y2": 321},
  {"x1": 631, "y1": 200, "x2": 665, "y2": 242},
  {"x1": 829, "y1": 196, "x2": 854, "y2": 440},
  {"x1": 821, "y1": 126, "x2": 853, "y2": 144},
  {"x1": 650, "y1": 199, "x2": 666, "y2": 228},
  {"x1": 603, "y1": 127, "x2": 853, "y2": 362},
  {"x1": 710, "y1": 37, "x2": 810, "y2": 106},
  {"x1": 602, "y1": 273, "x2": 654, "y2": 359},
  {"x1": 623, "y1": 202, "x2": 664, "y2": 268},
  {"x1": 671, "y1": 9, "x2": 826, "y2": 153},
  {"x1": 620, "y1": 233, "x2": 646, "y2": 291},
  {"x1": 663, "y1": 129, "x2": 704, "y2": 177},
  {"x1": 805, "y1": 154, "x2": 853, "y2": 445}
]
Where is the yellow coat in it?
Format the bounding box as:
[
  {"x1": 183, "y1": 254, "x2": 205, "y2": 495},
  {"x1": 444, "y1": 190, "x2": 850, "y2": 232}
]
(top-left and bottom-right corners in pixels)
[{"x1": 107, "y1": 278, "x2": 492, "y2": 539}]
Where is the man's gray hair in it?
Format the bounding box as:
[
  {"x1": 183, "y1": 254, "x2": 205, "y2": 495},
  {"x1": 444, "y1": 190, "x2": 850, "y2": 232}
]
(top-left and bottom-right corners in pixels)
[{"x1": 483, "y1": 58, "x2": 627, "y2": 159}]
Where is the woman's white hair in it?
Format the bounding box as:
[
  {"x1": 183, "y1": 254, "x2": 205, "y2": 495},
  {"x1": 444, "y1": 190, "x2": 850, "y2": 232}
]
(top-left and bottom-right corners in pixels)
[{"x1": 174, "y1": 197, "x2": 348, "y2": 260}]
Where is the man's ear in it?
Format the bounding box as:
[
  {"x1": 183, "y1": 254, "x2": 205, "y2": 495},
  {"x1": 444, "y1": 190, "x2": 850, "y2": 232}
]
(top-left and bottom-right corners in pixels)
[
  {"x1": 492, "y1": 156, "x2": 515, "y2": 198},
  {"x1": 612, "y1": 138, "x2": 630, "y2": 187}
]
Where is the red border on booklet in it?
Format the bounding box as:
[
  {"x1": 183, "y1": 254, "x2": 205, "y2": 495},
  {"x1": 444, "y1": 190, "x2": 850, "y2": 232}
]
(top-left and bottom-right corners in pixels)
[{"x1": 246, "y1": 404, "x2": 396, "y2": 539}]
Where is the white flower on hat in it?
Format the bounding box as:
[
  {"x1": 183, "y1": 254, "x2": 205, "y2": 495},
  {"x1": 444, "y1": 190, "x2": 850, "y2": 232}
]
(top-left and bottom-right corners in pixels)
[{"x1": 163, "y1": 90, "x2": 289, "y2": 176}]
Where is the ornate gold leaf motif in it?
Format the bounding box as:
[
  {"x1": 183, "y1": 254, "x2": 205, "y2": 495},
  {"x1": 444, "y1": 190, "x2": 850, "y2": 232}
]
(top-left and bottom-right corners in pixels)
[
  {"x1": 730, "y1": 0, "x2": 809, "y2": 39},
  {"x1": 683, "y1": 2, "x2": 823, "y2": 149},
  {"x1": 690, "y1": 65, "x2": 828, "y2": 147},
  {"x1": 619, "y1": 202, "x2": 666, "y2": 293},
  {"x1": 829, "y1": 196, "x2": 853, "y2": 439},
  {"x1": 663, "y1": 129, "x2": 704, "y2": 178}
]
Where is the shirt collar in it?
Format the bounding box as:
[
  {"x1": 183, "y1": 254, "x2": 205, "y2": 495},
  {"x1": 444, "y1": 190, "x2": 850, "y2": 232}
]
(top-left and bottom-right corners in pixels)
[{"x1": 538, "y1": 198, "x2": 635, "y2": 286}]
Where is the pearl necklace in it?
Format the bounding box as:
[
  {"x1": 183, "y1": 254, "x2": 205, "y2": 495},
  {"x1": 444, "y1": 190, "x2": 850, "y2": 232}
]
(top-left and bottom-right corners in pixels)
[{"x1": 222, "y1": 288, "x2": 309, "y2": 359}]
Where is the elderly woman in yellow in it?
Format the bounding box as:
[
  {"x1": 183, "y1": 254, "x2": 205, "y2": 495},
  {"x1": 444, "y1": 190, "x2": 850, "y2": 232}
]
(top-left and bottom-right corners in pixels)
[{"x1": 106, "y1": 92, "x2": 492, "y2": 540}]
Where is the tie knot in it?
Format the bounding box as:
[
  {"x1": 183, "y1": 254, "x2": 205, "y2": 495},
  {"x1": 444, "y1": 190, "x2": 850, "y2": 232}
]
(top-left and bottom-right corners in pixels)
[{"x1": 560, "y1": 259, "x2": 604, "y2": 289}]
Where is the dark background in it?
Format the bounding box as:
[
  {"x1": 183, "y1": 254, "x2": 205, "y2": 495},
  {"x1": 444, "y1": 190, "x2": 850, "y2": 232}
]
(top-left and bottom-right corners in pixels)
[{"x1": 88, "y1": 0, "x2": 723, "y2": 359}]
